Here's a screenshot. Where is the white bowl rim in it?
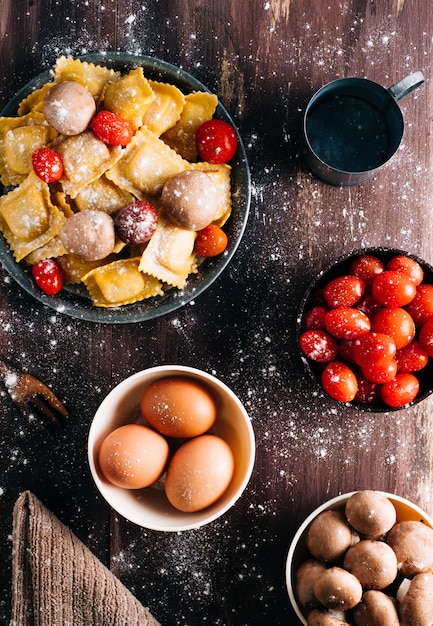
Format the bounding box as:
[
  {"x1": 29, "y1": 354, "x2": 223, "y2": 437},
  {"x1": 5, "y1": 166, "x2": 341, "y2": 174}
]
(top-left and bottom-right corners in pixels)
[
  {"x1": 285, "y1": 490, "x2": 433, "y2": 625},
  {"x1": 88, "y1": 365, "x2": 256, "y2": 531}
]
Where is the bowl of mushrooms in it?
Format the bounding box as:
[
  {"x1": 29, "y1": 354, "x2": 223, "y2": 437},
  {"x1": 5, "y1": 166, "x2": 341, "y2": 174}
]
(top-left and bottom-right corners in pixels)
[{"x1": 285, "y1": 490, "x2": 433, "y2": 625}]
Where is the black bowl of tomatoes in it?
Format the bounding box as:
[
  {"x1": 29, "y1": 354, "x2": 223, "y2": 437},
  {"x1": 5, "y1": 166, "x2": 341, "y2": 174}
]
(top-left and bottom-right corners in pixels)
[{"x1": 297, "y1": 247, "x2": 433, "y2": 411}]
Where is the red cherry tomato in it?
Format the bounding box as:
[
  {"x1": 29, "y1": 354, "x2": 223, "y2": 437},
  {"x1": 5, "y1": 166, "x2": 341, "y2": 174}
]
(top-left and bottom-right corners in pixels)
[
  {"x1": 338, "y1": 339, "x2": 356, "y2": 363},
  {"x1": 323, "y1": 275, "x2": 365, "y2": 308},
  {"x1": 362, "y1": 358, "x2": 398, "y2": 384},
  {"x1": 299, "y1": 330, "x2": 339, "y2": 363},
  {"x1": 195, "y1": 224, "x2": 228, "y2": 257},
  {"x1": 395, "y1": 340, "x2": 429, "y2": 373},
  {"x1": 405, "y1": 284, "x2": 433, "y2": 326},
  {"x1": 419, "y1": 318, "x2": 433, "y2": 357},
  {"x1": 355, "y1": 293, "x2": 382, "y2": 319},
  {"x1": 371, "y1": 307, "x2": 415, "y2": 349},
  {"x1": 321, "y1": 361, "x2": 358, "y2": 402},
  {"x1": 31, "y1": 258, "x2": 63, "y2": 295},
  {"x1": 114, "y1": 200, "x2": 158, "y2": 245},
  {"x1": 381, "y1": 373, "x2": 420, "y2": 408},
  {"x1": 195, "y1": 119, "x2": 238, "y2": 164},
  {"x1": 302, "y1": 305, "x2": 330, "y2": 330},
  {"x1": 372, "y1": 271, "x2": 417, "y2": 307},
  {"x1": 349, "y1": 254, "x2": 385, "y2": 287},
  {"x1": 353, "y1": 332, "x2": 396, "y2": 368},
  {"x1": 32, "y1": 147, "x2": 64, "y2": 183},
  {"x1": 93, "y1": 110, "x2": 133, "y2": 146},
  {"x1": 387, "y1": 255, "x2": 424, "y2": 285},
  {"x1": 324, "y1": 307, "x2": 370, "y2": 340},
  {"x1": 354, "y1": 374, "x2": 382, "y2": 405}
]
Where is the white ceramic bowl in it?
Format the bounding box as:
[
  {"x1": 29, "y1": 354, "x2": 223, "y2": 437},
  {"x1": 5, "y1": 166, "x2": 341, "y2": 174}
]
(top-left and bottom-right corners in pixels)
[
  {"x1": 285, "y1": 490, "x2": 433, "y2": 625},
  {"x1": 88, "y1": 365, "x2": 255, "y2": 531}
]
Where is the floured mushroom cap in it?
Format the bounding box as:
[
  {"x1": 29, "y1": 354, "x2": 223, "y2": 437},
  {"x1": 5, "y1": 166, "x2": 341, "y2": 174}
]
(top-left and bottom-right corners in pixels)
[
  {"x1": 312, "y1": 566, "x2": 362, "y2": 610},
  {"x1": 60, "y1": 210, "x2": 115, "y2": 262},
  {"x1": 306, "y1": 509, "x2": 359, "y2": 562},
  {"x1": 43, "y1": 81, "x2": 96, "y2": 135},
  {"x1": 387, "y1": 521, "x2": 433, "y2": 577},
  {"x1": 352, "y1": 590, "x2": 399, "y2": 626},
  {"x1": 345, "y1": 490, "x2": 396, "y2": 538},
  {"x1": 161, "y1": 170, "x2": 221, "y2": 231}
]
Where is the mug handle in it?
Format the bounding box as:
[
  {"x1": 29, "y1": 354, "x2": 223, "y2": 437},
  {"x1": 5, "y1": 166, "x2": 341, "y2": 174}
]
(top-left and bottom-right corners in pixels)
[{"x1": 388, "y1": 71, "x2": 425, "y2": 101}]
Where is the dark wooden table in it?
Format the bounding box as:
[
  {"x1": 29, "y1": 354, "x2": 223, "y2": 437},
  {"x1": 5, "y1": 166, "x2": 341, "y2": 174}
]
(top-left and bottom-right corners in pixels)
[{"x1": 1, "y1": 1, "x2": 433, "y2": 624}]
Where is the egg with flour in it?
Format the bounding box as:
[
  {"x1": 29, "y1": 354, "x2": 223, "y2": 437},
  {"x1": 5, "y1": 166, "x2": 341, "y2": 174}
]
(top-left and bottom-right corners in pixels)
[
  {"x1": 98, "y1": 423, "x2": 169, "y2": 489},
  {"x1": 140, "y1": 376, "x2": 217, "y2": 438},
  {"x1": 165, "y1": 434, "x2": 235, "y2": 512}
]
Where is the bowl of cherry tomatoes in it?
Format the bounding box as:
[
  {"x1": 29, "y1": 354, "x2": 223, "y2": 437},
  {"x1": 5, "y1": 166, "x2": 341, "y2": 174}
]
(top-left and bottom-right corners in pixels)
[{"x1": 297, "y1": 247, "x2": 433, "y2": 411}]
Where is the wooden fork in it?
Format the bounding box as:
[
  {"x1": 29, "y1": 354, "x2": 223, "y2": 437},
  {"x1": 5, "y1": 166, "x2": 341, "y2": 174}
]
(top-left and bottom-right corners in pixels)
[{"x1": 0, "y1": 359, "x2": 69, "y2": 430}]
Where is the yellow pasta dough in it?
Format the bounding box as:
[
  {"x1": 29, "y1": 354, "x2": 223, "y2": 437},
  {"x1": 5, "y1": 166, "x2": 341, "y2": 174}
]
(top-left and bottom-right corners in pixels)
[
  {"x1": 106, "y1": 125, "x2": 190, "y2": 197},
  {"x1": 138, "y1": 217, "x2": 197, "y2": 288},
  {"x1": 101, "y1": 67, "x2": 156, "y2": 130},
  {"x1": 0, "y1": 172, "x2": 67, "y2": 262},
  {"x1": 82, "y1": 258, "x2": 163, "y2": 306}
]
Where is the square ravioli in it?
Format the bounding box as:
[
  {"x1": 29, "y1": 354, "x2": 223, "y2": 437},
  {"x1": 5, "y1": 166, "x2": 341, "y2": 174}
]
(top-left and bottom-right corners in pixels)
[
  {"x1": 106, "y1": 126, "x2": 190, "y2": 197},
  {"x1": 0, "y1": 112, "x2": 58, "y2": 186},
  {"x1": 101, "y1": 67, "x2": 156, "y2": 131},
  {"x1": 53, "y1": 131, "x2": 123, "y2": 198},
  {"x1": 0, "y1": 172, "x2": 67, "y2": 261},
  {"x1": 138, "y1": 217, "x2": 197, "y2": 288},
  {"x1": 82, "y1": 258, "x2": 163, "y2": 306}
]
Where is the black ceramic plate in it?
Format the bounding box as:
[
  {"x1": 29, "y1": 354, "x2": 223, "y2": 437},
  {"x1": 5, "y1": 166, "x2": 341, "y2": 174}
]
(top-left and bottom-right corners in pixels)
[
  {"x1": 297, "y1": 247, "x2": 433, "y2": 412},
  {"x1": 0, "y1": 52, "x2": 251, "y2": 323}
]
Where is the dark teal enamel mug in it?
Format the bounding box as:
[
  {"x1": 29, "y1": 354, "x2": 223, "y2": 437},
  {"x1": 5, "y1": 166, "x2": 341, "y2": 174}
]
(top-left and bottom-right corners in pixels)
[{"x1": 300, "y1": 71, "x2": 424, "y2": 186}]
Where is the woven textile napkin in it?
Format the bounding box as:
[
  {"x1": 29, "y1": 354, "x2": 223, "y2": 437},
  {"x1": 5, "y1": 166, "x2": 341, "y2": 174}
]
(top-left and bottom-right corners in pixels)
[{"x1": 11, "y1": 491, "x2": 161, "y2": 626}]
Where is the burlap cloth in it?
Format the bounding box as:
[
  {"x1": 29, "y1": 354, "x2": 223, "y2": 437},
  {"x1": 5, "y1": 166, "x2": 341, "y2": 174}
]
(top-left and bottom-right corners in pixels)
[{"x1": 11, "y1": 491, "x2": 161, "y2": 626}]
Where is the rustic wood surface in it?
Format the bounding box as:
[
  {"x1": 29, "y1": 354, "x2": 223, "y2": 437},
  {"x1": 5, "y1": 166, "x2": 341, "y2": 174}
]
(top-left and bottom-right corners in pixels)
[{"x1": 1, "y1": 1, "x2": 433, "y2": 624}]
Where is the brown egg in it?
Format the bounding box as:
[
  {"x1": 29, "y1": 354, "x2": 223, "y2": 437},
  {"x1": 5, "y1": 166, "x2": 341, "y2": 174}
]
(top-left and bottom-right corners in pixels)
[
  {"x1": 165, "y1": 435, "x2": 234, "y2": 512},
  {"x1": 161, "y1": 170, "x2": 221, "y2": 230},
  {"x1": 98, "y1": 424, "x2": 169, "y2": 489},
  {"x1": 140, "y1": 376, "x2": 217, "y2": 438},
  {"x1": 43, "y1": 81, "x2": 96, "y2": 135},
  {"x1": 60, "y1": 210, "x2": 115, "y2": 262}
]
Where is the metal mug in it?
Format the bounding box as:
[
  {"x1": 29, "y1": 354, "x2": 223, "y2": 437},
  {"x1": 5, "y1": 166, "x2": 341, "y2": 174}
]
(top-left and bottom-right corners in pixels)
[{"x1": 300, "y1": 71, "x2": 425, "y2": 186}]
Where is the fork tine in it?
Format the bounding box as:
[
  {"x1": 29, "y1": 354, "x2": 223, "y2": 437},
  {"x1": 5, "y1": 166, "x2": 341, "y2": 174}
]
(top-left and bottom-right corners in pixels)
[
  {"x1": 21, "y1": 375, "x2": 69, "y2": 421},
  {"x1": 27, "y1": 395, "x2": 67, "y2": 431},
  {"x1": 0, "y1": 359, "x2": 69, "y2": 430}
]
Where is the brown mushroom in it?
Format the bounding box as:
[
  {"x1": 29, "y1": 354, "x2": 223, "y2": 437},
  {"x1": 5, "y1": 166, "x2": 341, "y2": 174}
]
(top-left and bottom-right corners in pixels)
[
  {"x1": 345, "y1": 490, "x2": 396, "y2": 538},
  {"x1": 295, "y1": 559, "x2": 326, "y2": 609},
  {"x1": 60, "y1": 210, "x2": 115, "y2": 262},
  {"x1": 43, "y1": 81, "x2": 96, "y2": 135},
  {"x1": 352, "y1": 590, "x2": 400, "y2": 626},
  {"x1": 313, "y1": 566, "x2": 362, "y2": 610},
  {"x1": 387, "y1": 521, "x2": 433, "y2": 577},
  {"x1": 161, "y1": 170, "x2": 221, "y2": 231},
  {"x1": 399, "y1": 572, "x2": 433, "y2": 626},
  {"x1": 307, "y1": 608, "x2": 348, "y2": 625},
  {"x1": 306, "y1": 509, "x2": 359, "y2": 562},
  {"x1": 343, "y1": 539, "x2": 398, "y2": 589}
]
